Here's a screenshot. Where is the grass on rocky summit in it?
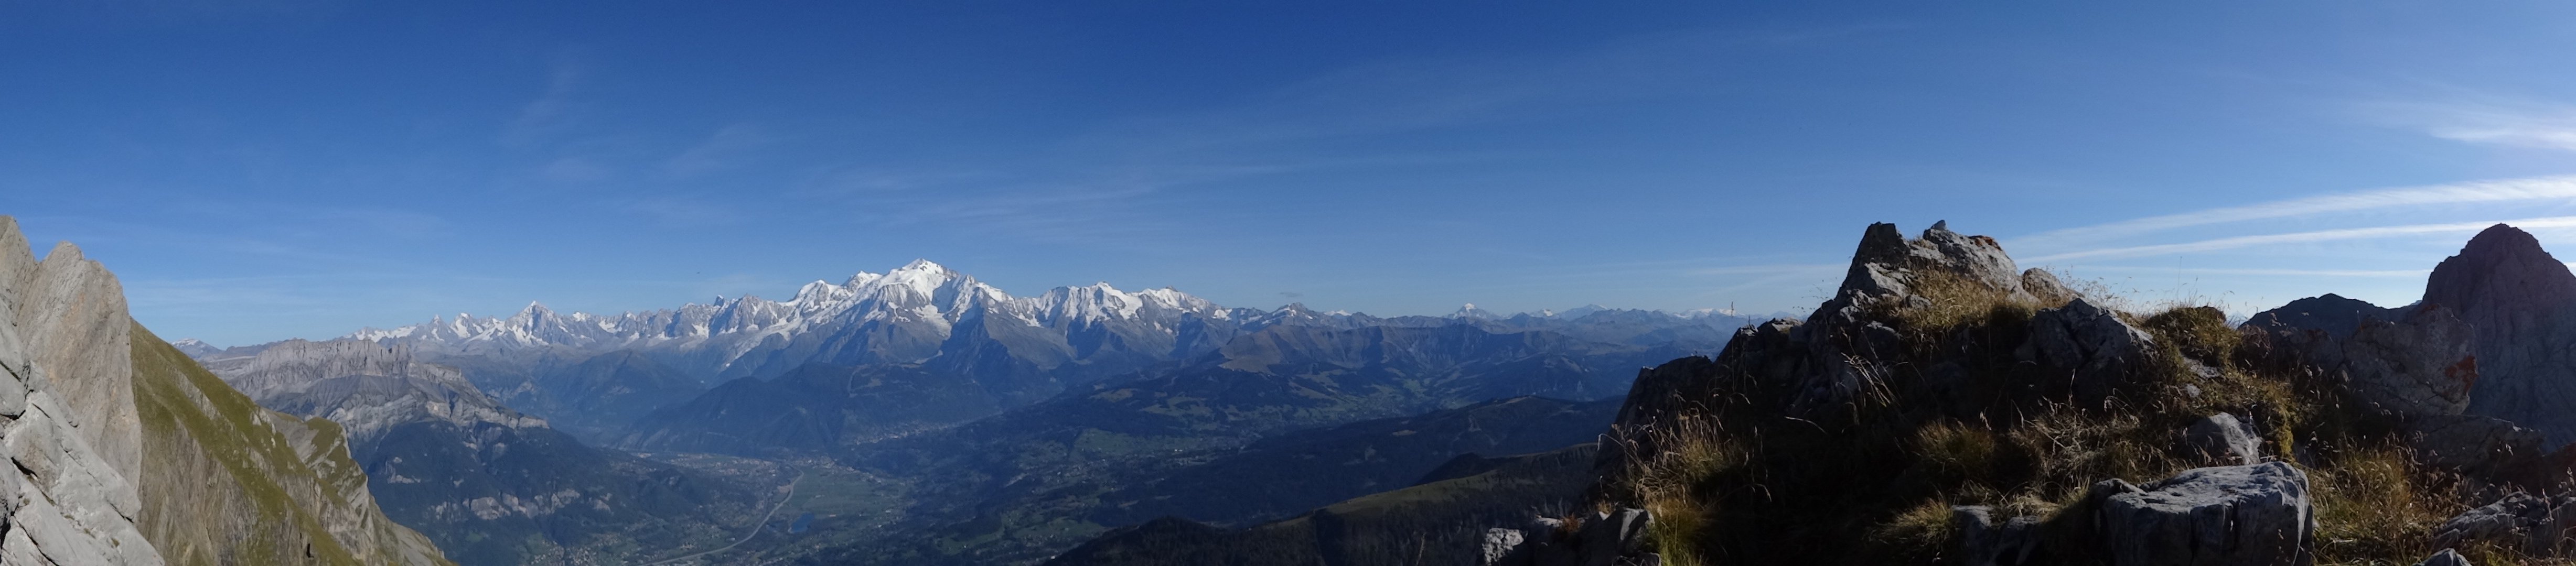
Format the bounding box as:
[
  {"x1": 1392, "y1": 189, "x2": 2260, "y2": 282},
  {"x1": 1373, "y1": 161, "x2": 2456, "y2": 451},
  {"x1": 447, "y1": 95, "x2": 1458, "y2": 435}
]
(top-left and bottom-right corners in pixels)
[{"x1": 1608, "y1": 273, "x2": 2503, "y2": 566}]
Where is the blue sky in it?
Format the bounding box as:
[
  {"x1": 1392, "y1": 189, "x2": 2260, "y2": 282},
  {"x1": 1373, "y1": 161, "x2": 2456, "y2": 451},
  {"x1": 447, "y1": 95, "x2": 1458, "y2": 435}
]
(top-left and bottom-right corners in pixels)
[{"x1": 10, "y1": 2, "x2": 2576, "y2": 345}]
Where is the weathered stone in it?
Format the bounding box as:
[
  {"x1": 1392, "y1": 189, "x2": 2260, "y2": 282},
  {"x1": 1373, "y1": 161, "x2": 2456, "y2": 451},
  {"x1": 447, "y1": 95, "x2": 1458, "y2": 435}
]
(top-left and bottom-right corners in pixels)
[
  {"x1": 13, "y1": 241, "x2": 140, "y2": 486},
  {"x1": 2423, "y1": 224, "x2": 2576, "y2": 448},
  {"x1": 1952, "y1": 505, "x2": 2041, "y2": 566},
  {"x1": 2430, "y1": 492, "x2": 2576, "y2": 556},
  {"x1": 2411, "y1": 415, "x2": 2546, "y2": 476},
  {"x1": 1482, "y1": 528, "x2": 1528, "y2": 566},
  {"x1": 2019, "y1": 298, "x2": 2154, "y2": 407},
  {"x1": 2416, "y1": 548, "x2": 2471, "y2": 566},
  {"x1": 2241, "y1": 295, "x2": 2534, "y2": 475},
  {"x1": 1487, "y1": 509, "x2": 1654, "y2": 566},
  {"x1": 2432, "y1": 492, "x2": 2549, "y2": 550},
  {"x1": 2342, "y1": 305, "x2": 2477, "y2": 417},
  {"x1": 1576, "y1": 508, "x2": 1650, "y2": 566},
  {"x1": 2022, "y1": 267, "x2": 2073, "y2": 305},
  {"x1": 2099, "y1": 462, "x2": 2313, "y2": 566},
  {"x1": 6, "y1": 393, "x2": 142, "y2": 521},
  {"x1": 0, "y1": 217, "x2": 37, "y2": 319},
  {"x1": 2184, "y1": 412, "x2": 2263, "y2": 465}
]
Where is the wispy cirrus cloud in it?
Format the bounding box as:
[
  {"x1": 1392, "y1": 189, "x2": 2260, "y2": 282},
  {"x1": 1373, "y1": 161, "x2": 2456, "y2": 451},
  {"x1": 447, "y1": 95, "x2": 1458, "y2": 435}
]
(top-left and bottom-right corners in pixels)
[
  {"x1": 2373, "y1": 97, "x2": 2576, "y2": 153},
  {"x1": 2019, "y1": 175, "x2": 2576, "y2": 247},
  {"x1": 2027, "y1": 216, "x2": 2576, "y2": 263}
]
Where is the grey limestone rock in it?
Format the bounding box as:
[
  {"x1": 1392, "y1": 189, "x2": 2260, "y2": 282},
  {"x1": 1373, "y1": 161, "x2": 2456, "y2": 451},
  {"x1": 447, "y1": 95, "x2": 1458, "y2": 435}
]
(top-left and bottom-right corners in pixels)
[
  {"x1": 2019, "y1": 298, "x2": 2155, "y2": 407},
  {"x1": 2241, "y1": 295, "x2": 2530, "y2": 475},
  {"x1": 2341, "y1": 305, "x2": 2478, "y2": 418},
  {"x1": 1952, "y1": 505, "x2": 2041, "y2": 566},
  {"x1": 2184, "y1": 412, "x2": 2263, "y2": 466},
  {"x1": 2417, "y1": 549, "x2": 2471, "y2": 566},
  {"x1": 1481, "y1": 509, "x2": 1654, "y2": 566},
  {"x1": 2423, "y1": 224, "x2": 2576, "y2": 448},
  {"x1": 2410, "y1": 415, "x2": 2547, "y2": 476},
  {"x1": 1483, "y1": 528, "x2": 1527, "y2": 566},
  {"x1": 12, "y1": 241, "x2": 141, "y2": 490},
  {"x1": 0, "y1": 215, "x2": 162, "y2": 565},
  {"x1": 2432, "y1": 492, "x2": 2576, "y2": 556},
  {"x1": 2098, "y1": 462, "x2": 2314, "y2": 566}
]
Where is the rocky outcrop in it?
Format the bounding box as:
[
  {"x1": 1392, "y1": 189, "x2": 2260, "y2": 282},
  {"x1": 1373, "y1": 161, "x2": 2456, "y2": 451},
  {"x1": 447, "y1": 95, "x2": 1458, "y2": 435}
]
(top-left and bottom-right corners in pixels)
[
  {"x1": 2418, "y1": 549, "x2": 2472, "y2": 566},
  {"x1": 2241, "y1": 295, "x2": 2542, "y2": 475},
  {"x1": 0, "y1": 217, "x2": 162, "y2": 565},
  {"x1": 2019, "y1": 298, "x2": 2155, "y2": 408},
  {"x1": 2094, "y1": 462, "x2": 2315, "y2": 566},
  {"x1": 2431, "y1": 492, "x2": 2576, "y2": 557},
  {"x1": 12, "y1": 241, "x2": 142, "y2": 487},
  {"x1": 1954, "y1": 505, "x2": 2042, "y2": 566},
  {"x1": 1480, "y1": 507, "x2": 1655, "y2": 566},
  {"x1": 2420, "y1": 224, "x2": 2576, "y2": 448},
  {"x1": 2243, "y1": 299, "x2": 2476, "y2": 418},
  {"x1": 0, "y1": 216, "x2": 452, "y2": 565},
  {"x1": 2185, "y1": 412, "x2": 2262, "y2": 466},
  {"x1": 1612, "y1": 222, "x2": 2087, "y2": 462}
]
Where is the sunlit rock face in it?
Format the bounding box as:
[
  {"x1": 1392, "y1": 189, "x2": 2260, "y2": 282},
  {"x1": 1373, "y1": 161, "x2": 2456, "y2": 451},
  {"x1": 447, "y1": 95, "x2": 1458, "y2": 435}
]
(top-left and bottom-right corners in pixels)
[
  {"x1": 0, "y1": 215, "x2": 454, "y2": 566},
  {"x1": 2422, "y1": 224, "x2": 2576, "y2": 448},
  {"x1": 0, "y1": 217, "x2": 160, "y2": 566}
]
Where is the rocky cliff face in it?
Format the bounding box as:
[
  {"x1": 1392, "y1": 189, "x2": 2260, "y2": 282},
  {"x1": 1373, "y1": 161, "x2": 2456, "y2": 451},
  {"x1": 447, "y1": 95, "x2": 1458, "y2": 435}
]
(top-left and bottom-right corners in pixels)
[
  {"x1": 0, "y1": 218, "x2": 162, "y2": 565},
  {"x1": 201, "y1": 339, "x2": 545, "y2": 443},
  {"x1": 0, "y1": 215, "x2": 452, "y2": 566},
  {"x1": 2421, "y1": 224, "x2": 2576, "y2": 448}
]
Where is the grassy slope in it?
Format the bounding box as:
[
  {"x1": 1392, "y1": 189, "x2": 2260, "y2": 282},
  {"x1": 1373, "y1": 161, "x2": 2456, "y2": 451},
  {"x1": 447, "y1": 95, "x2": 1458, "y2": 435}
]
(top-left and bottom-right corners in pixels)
[{"x1": 132, "y1": 322, "x2": 453, "y2": 566}]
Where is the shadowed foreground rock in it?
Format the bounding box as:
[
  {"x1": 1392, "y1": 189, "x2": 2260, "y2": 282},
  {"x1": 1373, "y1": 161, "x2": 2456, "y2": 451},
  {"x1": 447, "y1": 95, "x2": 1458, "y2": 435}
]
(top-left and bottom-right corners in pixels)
[
  {"x1": 2096, "y1": 462, "x2": 2315, "y2": 566},
  {"x1": 1480, "y1": 507, "x2": 1656, "y2": 566}
]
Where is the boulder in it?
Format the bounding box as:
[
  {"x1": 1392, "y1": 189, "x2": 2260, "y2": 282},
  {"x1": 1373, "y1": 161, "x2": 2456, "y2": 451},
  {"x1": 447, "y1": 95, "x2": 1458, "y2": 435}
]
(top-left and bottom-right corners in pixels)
[
  {"x1": 2417, "y1": 549, "x2": 2471, "y2": 566},
  {"x1": 2184, "y1": 413, "x2": 2263, "y2": 465},
  {"x1": 2021, "y1": 268, "x2": 2074, "y2": 305},
  {"x1": 1483, "y1": 528, "x2": 1527, "y2": 566},
  {"x1": 1480, "y1": 509, "x2": 1654, "y2": 566},
  {"x1": 2019, "y1": 298, "x2": 2155, "y2": 407},
  {"x1": 2341, "y1": 306, "x2": 2477, "y2": 417},
  {"x1": 2098, "y1": 462, "x2": 2314, "y2": 566},
  {"x1": 2432, "y1": 492, "x2": 2576, "y2": 556},
  {"x1": 2410, "y1": 415, "x2": 2546, "y2": 476},
  {"x1": 1952, "y1": 505, "x2": 2041, "y2": 566}
]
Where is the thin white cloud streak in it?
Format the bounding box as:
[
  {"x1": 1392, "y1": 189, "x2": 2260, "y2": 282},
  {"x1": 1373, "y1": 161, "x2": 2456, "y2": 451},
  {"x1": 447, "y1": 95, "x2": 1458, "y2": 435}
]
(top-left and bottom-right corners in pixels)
[
  {"x1": 2066, "y1": 266, "x2": 2430, "y2": 278},
  {"x1": 2019, "y1": 176, "x2": 2576, "y2": 246},
  {"x1": 2028, "y1": 216, "x2": 2576, "y2": 263},
  {"x1": 2375, "y1": 98, "x2": 2576, "y2": 153},
  {"x1": 1687, "y1": 264, "x2": 1845, "y2": 276}
]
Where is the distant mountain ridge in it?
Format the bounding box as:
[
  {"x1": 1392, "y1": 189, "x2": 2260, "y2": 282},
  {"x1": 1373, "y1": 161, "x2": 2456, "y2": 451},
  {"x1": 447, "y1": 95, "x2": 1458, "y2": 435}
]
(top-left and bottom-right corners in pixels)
[
  {"x1": 194, "y1": 339, "x2": 759, "y2": 566},
  {"x1": 334, "y1": 260, "x2": 1757, "y2": 382},
  {"x1": 287, "y1": 259, "x2": 1758, "y2": 433}
]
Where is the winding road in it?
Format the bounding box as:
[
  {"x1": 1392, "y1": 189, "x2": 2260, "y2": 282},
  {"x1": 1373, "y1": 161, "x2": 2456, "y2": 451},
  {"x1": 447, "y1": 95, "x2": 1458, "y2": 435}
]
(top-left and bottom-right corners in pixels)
[{"x1": 637, "y1": 465, "x2": 806, "y2": 566}]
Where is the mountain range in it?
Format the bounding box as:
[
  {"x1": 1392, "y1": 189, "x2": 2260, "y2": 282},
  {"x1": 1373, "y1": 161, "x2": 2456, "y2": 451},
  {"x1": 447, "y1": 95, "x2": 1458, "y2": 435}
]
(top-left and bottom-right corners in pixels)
[{"x1": 166, "y1": 258, "x2": 1749, "y2": 565}]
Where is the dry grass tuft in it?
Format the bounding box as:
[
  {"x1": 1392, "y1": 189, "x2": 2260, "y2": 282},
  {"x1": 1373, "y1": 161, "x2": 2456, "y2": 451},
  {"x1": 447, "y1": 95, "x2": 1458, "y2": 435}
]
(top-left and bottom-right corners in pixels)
[{"x1": 1610, "y1": 411, "x2": 1740, "y2": 566}]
